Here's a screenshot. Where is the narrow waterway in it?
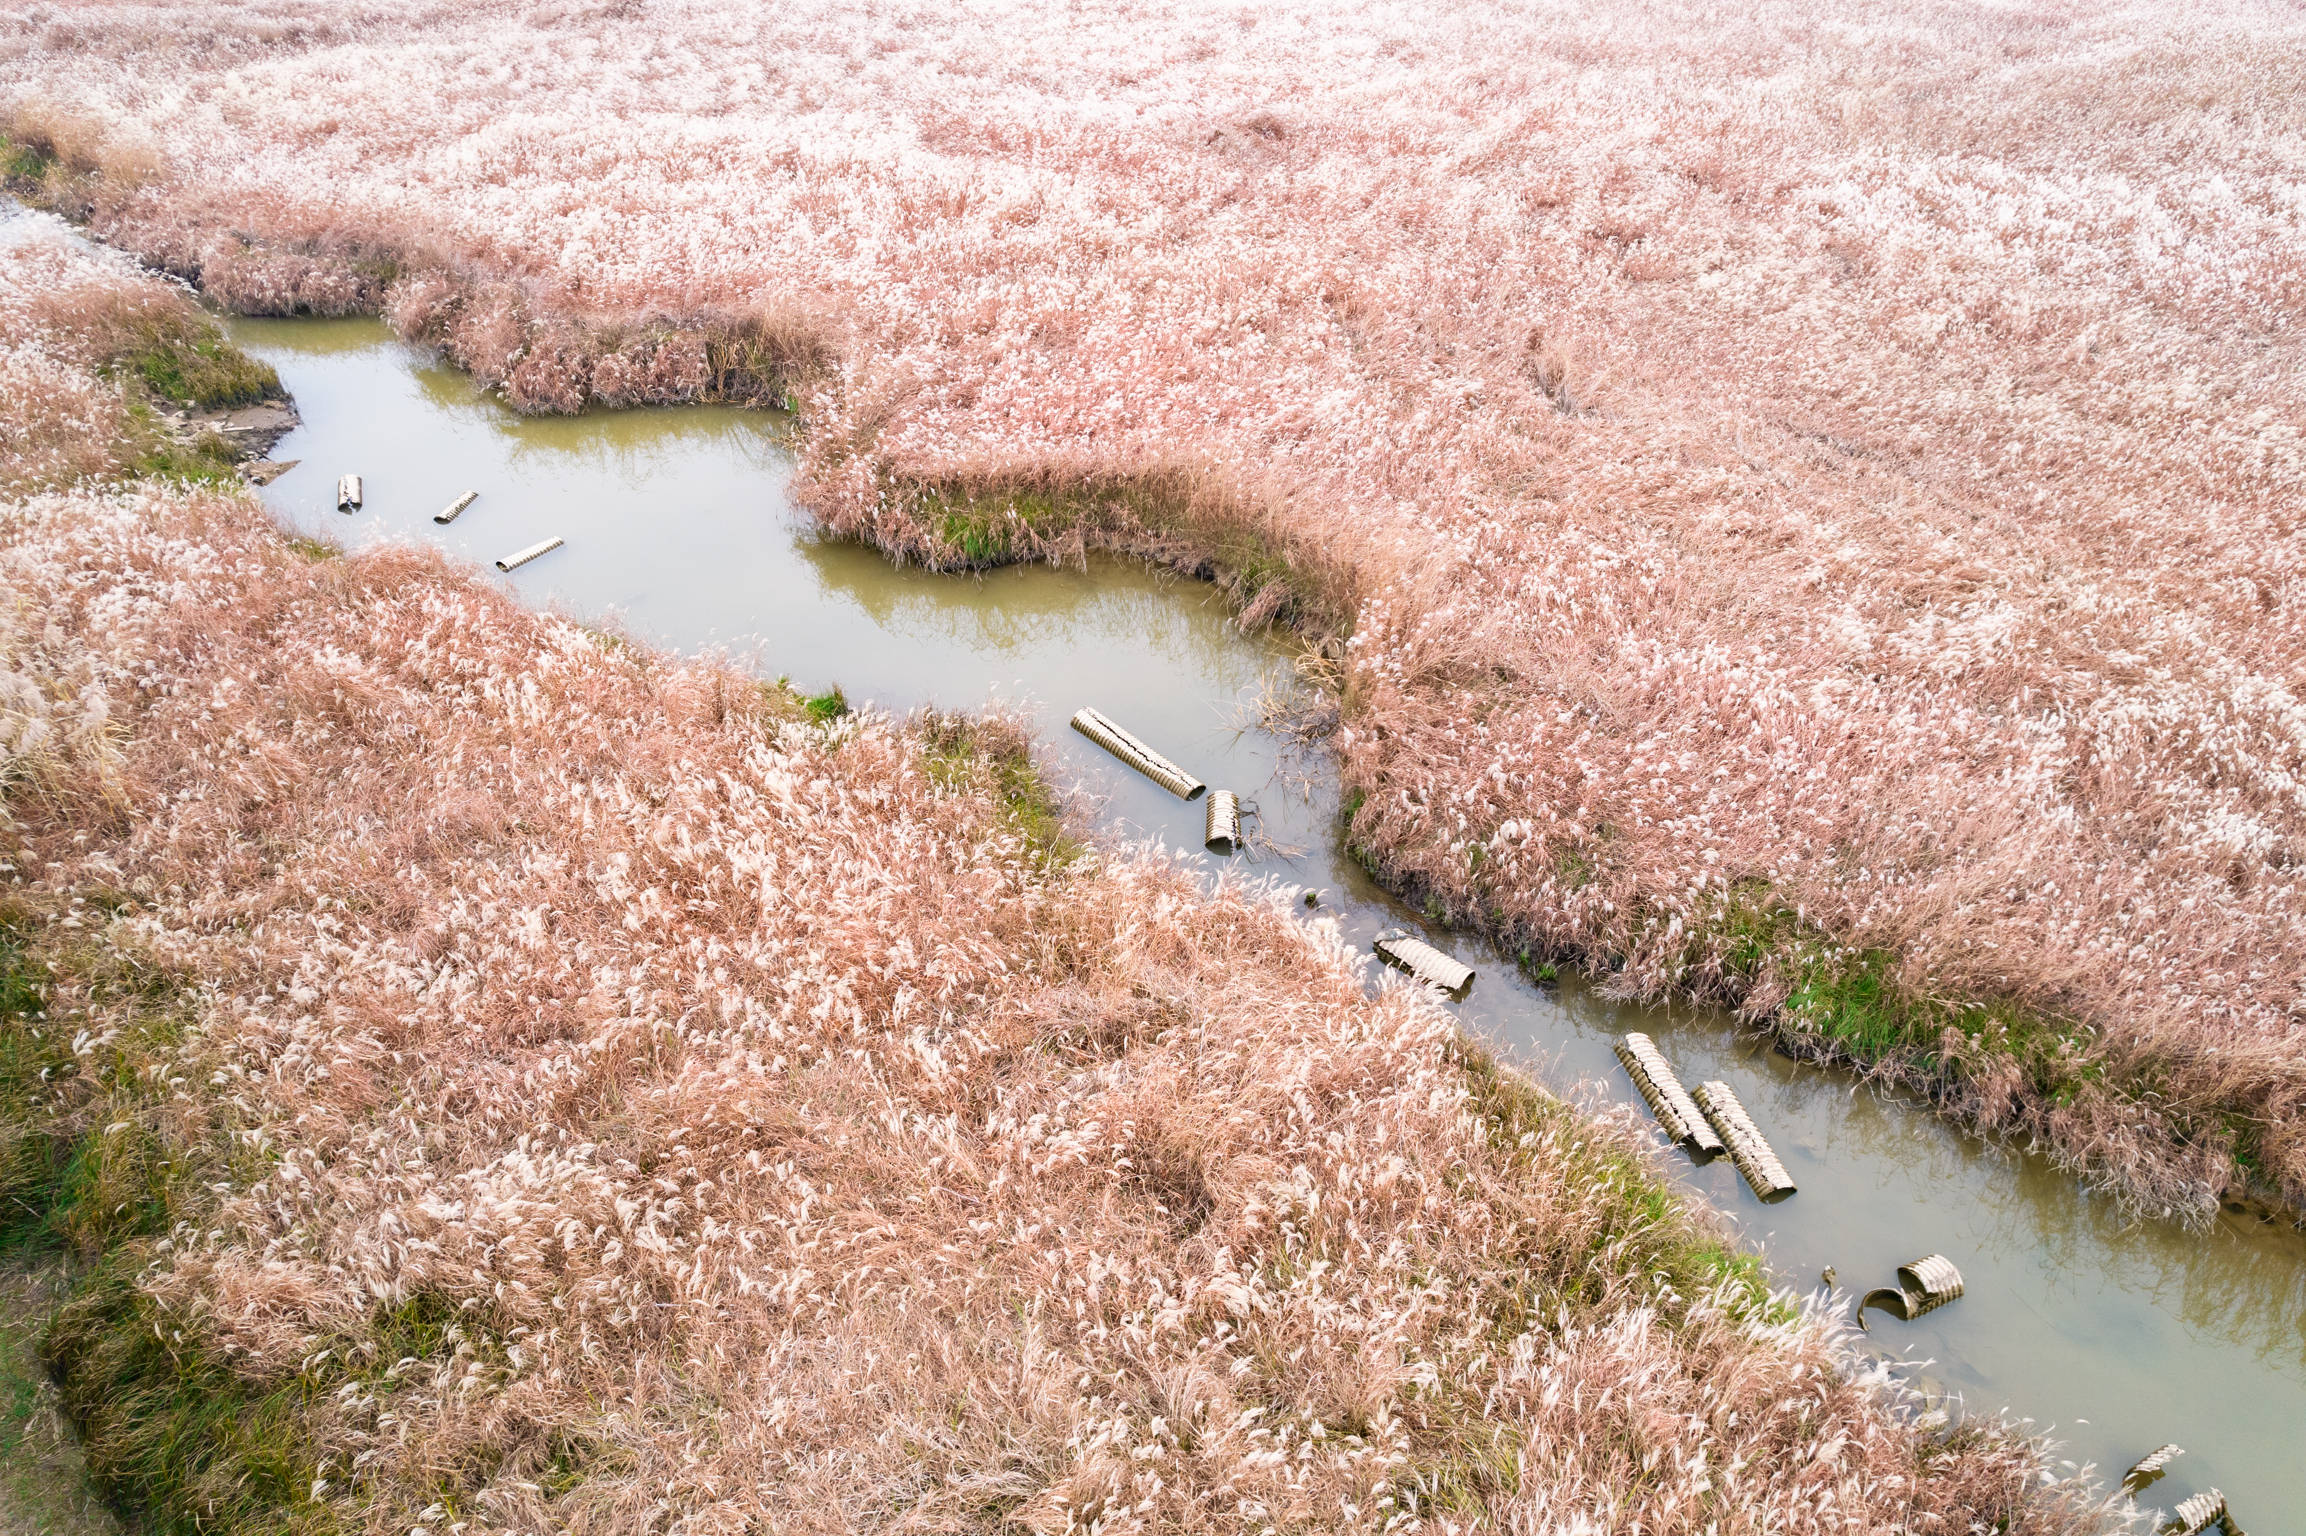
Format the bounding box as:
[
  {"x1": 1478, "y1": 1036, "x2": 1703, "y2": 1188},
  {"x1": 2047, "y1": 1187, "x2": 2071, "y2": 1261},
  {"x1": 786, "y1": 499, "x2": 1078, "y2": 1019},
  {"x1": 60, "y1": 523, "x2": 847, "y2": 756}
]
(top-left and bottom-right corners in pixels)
[{"x1": 187, "y1": 310, "x2": 2306, "y2": 1529}]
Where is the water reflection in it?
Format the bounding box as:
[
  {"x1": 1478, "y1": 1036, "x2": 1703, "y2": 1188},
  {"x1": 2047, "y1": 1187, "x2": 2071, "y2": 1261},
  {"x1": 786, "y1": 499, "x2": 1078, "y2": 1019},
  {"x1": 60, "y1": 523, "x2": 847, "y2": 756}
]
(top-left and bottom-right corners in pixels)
[{"x1": 792, "y1": 534, "x2": 1249, "y2": 676}]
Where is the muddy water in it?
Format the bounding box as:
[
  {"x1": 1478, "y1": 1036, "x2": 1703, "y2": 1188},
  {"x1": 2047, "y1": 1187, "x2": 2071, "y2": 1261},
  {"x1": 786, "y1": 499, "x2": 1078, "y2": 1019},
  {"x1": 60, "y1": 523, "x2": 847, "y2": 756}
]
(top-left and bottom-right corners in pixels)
[{"x1": 218, "y1": 313, "x2": 2306, "y2": 1527}]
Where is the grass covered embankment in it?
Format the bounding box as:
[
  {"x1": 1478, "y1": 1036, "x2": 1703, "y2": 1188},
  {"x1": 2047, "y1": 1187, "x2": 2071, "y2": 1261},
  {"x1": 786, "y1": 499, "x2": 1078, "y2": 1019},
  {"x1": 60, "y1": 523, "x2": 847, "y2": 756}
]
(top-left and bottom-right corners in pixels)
[
  {"x1": 7, "y1": 0, "x2": 2303, "y2": 1219},
  {"x1": 0, "y1": 218, "x2": 2110, "y2": 1532}
]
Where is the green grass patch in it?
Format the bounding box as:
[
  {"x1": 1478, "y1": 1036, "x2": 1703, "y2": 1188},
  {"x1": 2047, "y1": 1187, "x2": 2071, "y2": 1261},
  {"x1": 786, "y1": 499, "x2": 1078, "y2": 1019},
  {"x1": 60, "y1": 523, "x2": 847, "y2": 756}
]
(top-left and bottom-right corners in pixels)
[
  {"x1": 0, "y1": 1265, "x2": 117, "y2": 1536},
  {"x1": 1515, "y1": 951, "x2": 1559, "y2": 984},
  {"x1": 1700, "y1": 885, "x2": 2100, "y2": 1108},
  {"x1": 0, "y1": 921, "x2": 70, "y2": 1253},
  {"x1": 1370, "y1": 1038, "x2": 1792, "y2": 1526},
  {"x1": 1450, "y1": 1037, "x2": 1786, "y2": 1324},
  {"x1": 924, "y1": 487, "x2": 1071, "y2": 566},
  {"x1": 359, "y1": 1292, "x2": 464, "y2": 1378},
  {"x1": 0, "y1": 903, "x2": 344, "y2": 1533},
  {"x1": 124, "y1": 325, "x2": 280, "y2": 412},
  {"x1": 45, "y1": 1258, "x2": 337, "y2": 1536},
  {"x1": 82, "y1": 302, "x2": 282, "y2": 416},
  {"x1": 2, "y1": 136, "x2": 52, "y2": 187},
  {"x1": 125, "y1": 419, "x2": 243, "y2": 487},
  {"x1": 917, "y1": 712, "x2": 1080, "y2": 872},
  {"x1": 802, "y1": 686, "x2": 850, "y2": 724},
  {"x1": 900, "y1": 474, "x2": 1354, "y2": 641},
  {"x1": 0, "y1": 905, "x2": 213, "y2": 1264}
]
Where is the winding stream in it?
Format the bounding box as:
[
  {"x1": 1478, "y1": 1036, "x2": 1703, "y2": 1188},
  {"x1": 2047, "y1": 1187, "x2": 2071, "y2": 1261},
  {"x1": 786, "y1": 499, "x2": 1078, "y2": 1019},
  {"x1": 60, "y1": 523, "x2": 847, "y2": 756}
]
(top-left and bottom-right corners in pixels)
[{"x1": 108, "y1": 302, "x2": 2306, "y2": 1526}]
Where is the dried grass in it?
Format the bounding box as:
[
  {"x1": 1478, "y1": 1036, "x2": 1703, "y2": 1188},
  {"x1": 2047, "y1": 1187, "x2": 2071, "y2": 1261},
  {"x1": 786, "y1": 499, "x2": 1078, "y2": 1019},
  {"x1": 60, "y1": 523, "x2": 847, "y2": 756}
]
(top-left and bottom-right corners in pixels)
[
  {"x1": 0, "y1": 237, "x2": 2115, "y2": 1533},
  {"x1": 9, "y1": 2, "x2": 2300, "y2": 1210}
]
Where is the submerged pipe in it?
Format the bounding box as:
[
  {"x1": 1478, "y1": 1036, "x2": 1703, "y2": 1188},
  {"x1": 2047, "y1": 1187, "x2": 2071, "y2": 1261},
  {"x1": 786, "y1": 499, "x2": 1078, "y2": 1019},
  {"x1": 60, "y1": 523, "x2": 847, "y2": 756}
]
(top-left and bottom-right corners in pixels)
[
  {"x1": 1069, "y1": 707, "x2": 1206, "y2": 800},
  {"x1": 1614, "y1": 1033, "x2": 1724, "y2": 1156},
  {"x1": 496, "y1": 536, "x2": 565, "y2": 572},
  {"x1": 434, "y1": 490, "x2": 479, "y2": 525},
  {"x1": 1204, "y1": 789, "x2": 1243, "y2": 853},
  {"x1": 1691, "y1": 1079, "x2": 1796, "y2": 1201},
  {"x1": 336, "y1": 473, "x2": 362, "y2": 511},
  {"x1": 1372, "y1": 929, "x2": 1475, "y2": 999},
  {"x1": 2123, "y1": 1444, "x2": 2184, "y2": 1494},
  {"x1": 1858, "y1": 1253, "x2": 1965, "y2": 1330}
]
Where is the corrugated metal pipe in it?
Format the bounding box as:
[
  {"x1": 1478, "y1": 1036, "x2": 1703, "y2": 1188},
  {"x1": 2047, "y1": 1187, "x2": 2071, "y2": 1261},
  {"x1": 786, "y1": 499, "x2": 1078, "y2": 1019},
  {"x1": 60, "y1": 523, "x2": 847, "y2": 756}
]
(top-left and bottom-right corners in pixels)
[
  {"x1": 496, "y1": 536, "x2": 565, "y2": 572},
  {"x1": 1069, "y1": 707, "x2": 1205, "y2": 800},
  {"x1": 1204, "y1": 789, "x2": 1244, "y2": 853},
  {"x1": 336, "y1": 473, "x2": 362, "y2": 511},
  {"x1": 434, "y1": 490, "x2": 479, "y2": 524},
  {"x1": 2122, "y1": 1444, "x2": 2184, "y2": 1494},
  {"x1": 1614, "y1": 1033, "x2": 1724, "y2": 1156},
  {"x1": 2169, "y1": 1489, "x2": 2229, "y2": 1536},
  {"x1": 1858, "y1": 1253, "x2": 1965, "y2": 1329},
  {"x1": 1372, "y1": 929, "x2": 1475, "y2": 999},
  {"x1": 1691, "y1": 1080, "x2": 1795, "y2": 1201}
]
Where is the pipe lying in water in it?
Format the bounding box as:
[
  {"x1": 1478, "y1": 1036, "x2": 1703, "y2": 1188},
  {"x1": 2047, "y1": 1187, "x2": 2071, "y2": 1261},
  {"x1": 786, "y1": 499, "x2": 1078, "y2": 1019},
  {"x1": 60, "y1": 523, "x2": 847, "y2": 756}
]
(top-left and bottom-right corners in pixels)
[
  {"x1": 336, "y1": 473, "x2": 362, "y2": 511},
  {"x1": 434, "y1": 490, "x2": 479, "y2": 524},
  {"x1": 1614, "y1": 1033, "x2": 1724, "y2": 1156},
  {"x1": 2168, "y1": 1489, "x2": 2229, "y2": 1536},
  {"x1": 1371, "y1": 928, "x2": 1475, "y2": 999},
  {"x1": 1204, "y1": 789, "x2": 1243, "y2": 853},
  {"x1": 496, "y1": 536, "x2": 565, "y2": 572},
  {"x1": 1691, "y1": 1079, "x2": 1796, "y2": 1202},
  {"x1": 1858, "y1": 1254, "x2": 1964, "y2": 1330},
  {"x1": 2123, "y1": 1444, "x2": 2184, "y2": 1494},
  {"x1": 1069, "y1": 707, "x2": 1206, "y2": 800}
]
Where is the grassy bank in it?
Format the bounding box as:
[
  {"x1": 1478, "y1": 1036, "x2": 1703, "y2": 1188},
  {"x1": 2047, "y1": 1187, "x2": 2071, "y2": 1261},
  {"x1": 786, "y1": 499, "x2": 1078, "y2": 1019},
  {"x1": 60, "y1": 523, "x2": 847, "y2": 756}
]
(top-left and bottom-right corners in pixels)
[
  {"x1": 13, "y1": 0, "x2": 2301, "y2": 1229},
  {"x1": 13, "y1": 116, "x2": 2283, "y2": 1226},
  {"x1": 0, "y1": 229, "x2": 2105, "y2": 1532},
  {"x1": 1342, "y1": 782, "x2": 2279, "y2": 1222}
]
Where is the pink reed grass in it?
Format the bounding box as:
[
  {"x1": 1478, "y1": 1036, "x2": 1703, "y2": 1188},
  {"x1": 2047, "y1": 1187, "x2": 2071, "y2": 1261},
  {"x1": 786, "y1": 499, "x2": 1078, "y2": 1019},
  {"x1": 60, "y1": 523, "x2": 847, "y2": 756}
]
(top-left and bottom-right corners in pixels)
[
  {"x1": 7, "y1": 0, "x2": 2301, "y2": 1213},
  {"x1": 0, "y1": 238, "x2": 2118, "y2": 1533}
]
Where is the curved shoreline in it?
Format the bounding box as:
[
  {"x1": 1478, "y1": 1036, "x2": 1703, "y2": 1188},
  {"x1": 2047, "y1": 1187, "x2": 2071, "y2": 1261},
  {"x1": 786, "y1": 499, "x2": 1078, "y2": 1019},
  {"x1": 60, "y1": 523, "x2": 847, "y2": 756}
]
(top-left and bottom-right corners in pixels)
[{"x1": 7, "y1": 162, "x2": 2293, "y2": 1228}]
